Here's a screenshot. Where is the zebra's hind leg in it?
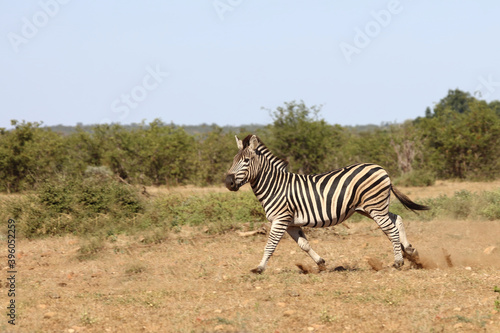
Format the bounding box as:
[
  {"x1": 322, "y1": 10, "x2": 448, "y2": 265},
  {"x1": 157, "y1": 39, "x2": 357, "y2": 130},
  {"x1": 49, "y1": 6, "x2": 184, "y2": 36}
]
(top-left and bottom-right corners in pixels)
[
  {"x1": 390, "y1": 212, "x2": 422, "y2": 268},
  {"x1": 369, "y1": 211, "x2": 404, "y2": 269},
  {"x1": 286, "y1": 226, "x2": 326, "y2": 271}
]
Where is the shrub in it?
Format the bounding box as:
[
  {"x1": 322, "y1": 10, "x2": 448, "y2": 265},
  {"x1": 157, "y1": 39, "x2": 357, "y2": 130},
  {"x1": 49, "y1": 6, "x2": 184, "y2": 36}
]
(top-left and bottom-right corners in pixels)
[
  {"x1": 3, "y1": 173, "x2": 144, "y2": 238},
  {"x1": 478, "y1": 190, "x2": 500, "y2": 220},
  {"x1": 394, "y1": 170, "x2": 436, "y2": 187},
  {"x1": 144, "y1": 191, "x2": 265, "y2": 231},
  {"x1": 38, "y1": 179, "x2": 75, "y2": 213},
  {"x1": 447, "y1": 190, "x2": 474, "y2": 219}
]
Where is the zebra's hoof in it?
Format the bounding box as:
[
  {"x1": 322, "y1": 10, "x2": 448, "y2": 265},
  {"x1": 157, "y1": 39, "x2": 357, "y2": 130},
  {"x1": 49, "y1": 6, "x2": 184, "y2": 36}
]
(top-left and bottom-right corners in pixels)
[
  {"x1": 251, "y1": 267, "x2": 264, "y2": 274},
  {"x1": 402, "y1": 245, "x2": 417, "y2": 257},
  {"x1": 392, "y1": 260, "x2": 404, "y2": 270}
]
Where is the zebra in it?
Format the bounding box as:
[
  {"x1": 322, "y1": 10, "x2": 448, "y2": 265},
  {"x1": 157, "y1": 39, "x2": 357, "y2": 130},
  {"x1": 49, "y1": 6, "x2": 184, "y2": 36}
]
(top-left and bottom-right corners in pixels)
[{"x1": 225, "y1": 134, "x2": 429, "y2": 274}]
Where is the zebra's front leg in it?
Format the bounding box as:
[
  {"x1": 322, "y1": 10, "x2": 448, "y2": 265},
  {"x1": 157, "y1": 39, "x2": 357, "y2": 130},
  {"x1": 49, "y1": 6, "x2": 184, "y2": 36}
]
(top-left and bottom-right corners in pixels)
[
  {"x1": 251, "y1": 220, "x2": 289, "y2": 274},
  {"x1": 286, "y1": 226, "x2": 326, "y2": 271}
]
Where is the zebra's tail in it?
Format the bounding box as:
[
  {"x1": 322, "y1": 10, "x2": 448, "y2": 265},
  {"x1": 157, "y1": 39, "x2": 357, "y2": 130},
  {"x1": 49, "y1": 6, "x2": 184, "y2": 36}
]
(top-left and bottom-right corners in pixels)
[{"x1": 391, "y1": 186, "x2": 430, "y2": 213}]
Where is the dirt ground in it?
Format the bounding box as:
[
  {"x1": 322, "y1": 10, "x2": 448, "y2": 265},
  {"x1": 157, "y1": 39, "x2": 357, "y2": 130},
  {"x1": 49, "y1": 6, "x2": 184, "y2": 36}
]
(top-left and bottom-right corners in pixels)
[{"x1": 2, "y1": 181, "x2": 500, "y2": 332}]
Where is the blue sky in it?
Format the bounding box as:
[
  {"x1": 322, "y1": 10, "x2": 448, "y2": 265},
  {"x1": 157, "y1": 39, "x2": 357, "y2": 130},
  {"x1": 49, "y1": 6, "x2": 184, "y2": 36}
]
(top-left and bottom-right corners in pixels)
[{"x1": 1, "y1": 1, "x2": 499, "y2": 129}]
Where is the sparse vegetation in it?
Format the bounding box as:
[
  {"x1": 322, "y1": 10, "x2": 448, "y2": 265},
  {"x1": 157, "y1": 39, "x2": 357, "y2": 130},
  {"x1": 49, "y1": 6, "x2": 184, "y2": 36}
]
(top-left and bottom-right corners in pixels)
[
  {"x1": 77, "y1": 237, "x2": 105, "y2": 261},
  {"x1": 389, "y1": 189, "x2": 500, "y2": 222},
  {"x1": 2, "y1": 179, "x2": 499, "y2": 240}
]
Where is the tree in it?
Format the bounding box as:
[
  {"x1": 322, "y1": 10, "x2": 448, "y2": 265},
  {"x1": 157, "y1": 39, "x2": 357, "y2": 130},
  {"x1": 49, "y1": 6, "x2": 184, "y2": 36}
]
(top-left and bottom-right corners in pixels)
[
  {"x1": 426, "y1": 89, "x2": 475, "y2": 118},
  {"x1": 0, "y1": 120, "x2": 67, "y2": 192},
  {"x1": 489, "y1": 100, "x2": 500, "y2": 116},
  {"x1": 194, "y1": 125, "x2": 237, "y2": 185},
  {"x1": 136, "y1": 119, "x2": 196, "y2": 185},
  {"x1": 266, "y1": 101, "x2": 343, "y2": 174},
  {"x1": 418, "y1": 98, "x2": 500, "y2": 179}
]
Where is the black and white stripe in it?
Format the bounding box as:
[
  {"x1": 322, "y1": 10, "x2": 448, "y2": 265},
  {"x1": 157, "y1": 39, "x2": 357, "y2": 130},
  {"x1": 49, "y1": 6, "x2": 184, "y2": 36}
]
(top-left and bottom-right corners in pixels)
[{"x1": 225, "y1": 135, "x2": 429, "y2": 274}]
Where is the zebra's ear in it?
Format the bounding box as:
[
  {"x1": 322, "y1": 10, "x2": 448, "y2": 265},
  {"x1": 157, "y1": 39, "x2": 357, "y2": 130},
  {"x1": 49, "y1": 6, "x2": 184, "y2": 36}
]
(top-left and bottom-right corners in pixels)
[
  {"x1": 249, "y1": 135, "x2": 259, "y2": 151},
  {"x1": 235, "y1": 135, "x2": 243, "y2": 150}
]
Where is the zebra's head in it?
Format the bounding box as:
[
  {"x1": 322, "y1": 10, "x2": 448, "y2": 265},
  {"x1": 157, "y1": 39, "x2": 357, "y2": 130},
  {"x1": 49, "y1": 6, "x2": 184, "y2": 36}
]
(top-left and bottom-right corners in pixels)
[{"x1": 225, "y1": 134, "x2": 261, "y2": 191}]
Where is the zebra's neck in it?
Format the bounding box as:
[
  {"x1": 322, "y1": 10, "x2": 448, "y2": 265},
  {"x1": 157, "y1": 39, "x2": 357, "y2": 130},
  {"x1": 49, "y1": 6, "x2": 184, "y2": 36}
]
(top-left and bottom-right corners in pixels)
[{"x1": 250, "y1": 144, "x2": 290, "y2": 202}]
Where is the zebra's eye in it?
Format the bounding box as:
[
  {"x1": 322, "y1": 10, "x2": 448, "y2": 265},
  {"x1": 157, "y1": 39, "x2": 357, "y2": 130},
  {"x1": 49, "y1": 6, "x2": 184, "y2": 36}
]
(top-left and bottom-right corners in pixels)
[{"x1": 244, "y1": 158, "x2": 250, "y2": 163}]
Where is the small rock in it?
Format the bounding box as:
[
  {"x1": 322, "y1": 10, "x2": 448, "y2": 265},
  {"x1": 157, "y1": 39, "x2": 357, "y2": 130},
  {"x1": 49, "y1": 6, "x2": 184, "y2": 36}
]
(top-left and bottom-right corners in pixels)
[
  {"x1": 68, "y1": 329, "x2": 75, "y2": 333},
  {"x1": 307, "y1": 327, "x2": 315, "y2": 332},
  {"x1": 214, "y1": 309, "x2": 222, "y2": 314},
  {"x1": 366, "y1": 257, "x2": 384, "y2": 272},
  {"x1": 465, "y1": 266, "x2": 472, "y2": 271},
  {"x1": 484, "y1": 246, "x2": 497, "y2": 255},
  {"x1": 44, "y1": 312, "x2": 57, "y2": 319},
  {"x1": 283, "y1": 310, "x2": 296, "y2": 317},
  {"x1": 214, "y1": 325, "x2": 225, "y2": 331},
  {"x1": 277, "y1": 302, "x2": 286, "y2": 308},
  {"x1": 38, "y1": 304, "x2": 47, "y2": 309}
]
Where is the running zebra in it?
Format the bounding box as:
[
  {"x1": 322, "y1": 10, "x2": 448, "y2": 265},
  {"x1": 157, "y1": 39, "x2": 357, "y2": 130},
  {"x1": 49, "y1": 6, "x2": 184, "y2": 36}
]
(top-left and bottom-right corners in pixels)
[{"x1": 225, "y1": 134, "x2": 429, "y2": 274}]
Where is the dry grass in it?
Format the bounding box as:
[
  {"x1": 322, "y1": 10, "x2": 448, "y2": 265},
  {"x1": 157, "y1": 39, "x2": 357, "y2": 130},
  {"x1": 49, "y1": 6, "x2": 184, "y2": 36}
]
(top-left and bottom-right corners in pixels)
[
  {"x1": 144, "y1": 179, "x2": 500, "y2": 199},
  {"x1": 143, "y1": 184, "x2": 251, "y2": 197},
  {"x1": 397, "y1": 179, "x2": 500, "y2": 200},
  {"x1": 5, "y1": 217, "x2": 500, "y2": 332}
]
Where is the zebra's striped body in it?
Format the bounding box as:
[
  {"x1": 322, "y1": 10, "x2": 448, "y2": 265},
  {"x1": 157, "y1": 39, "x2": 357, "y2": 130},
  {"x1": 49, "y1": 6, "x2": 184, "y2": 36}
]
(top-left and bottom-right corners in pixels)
[{"x1": 225, "y1": 135, "x2": 429, "y2": 273}]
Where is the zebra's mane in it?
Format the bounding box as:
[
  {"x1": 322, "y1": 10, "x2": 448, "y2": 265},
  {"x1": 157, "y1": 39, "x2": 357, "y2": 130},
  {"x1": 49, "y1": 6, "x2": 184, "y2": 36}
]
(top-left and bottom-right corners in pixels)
[{"x1": 242, "y1": 135, "x2": 289, "y2": 171}]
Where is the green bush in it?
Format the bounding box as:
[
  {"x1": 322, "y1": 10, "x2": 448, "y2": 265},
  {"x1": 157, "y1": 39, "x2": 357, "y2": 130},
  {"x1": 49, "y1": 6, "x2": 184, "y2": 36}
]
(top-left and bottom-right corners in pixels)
[
  {"x1": 394, "y1": 170, "x2": 436, "y2": 187},
  {"x1": 447, "y1": 190, "x2": 474, "y2": 219},
  {"x1": 479, "y1": 190, "x2": 500, "y2": 220},
  {"x1": 38, "y1": 179, "x2": 75, "y2": 213},
  {"x1": 1, "y1": 174, "x2": 144, "y2": 238},
  {"x1": 144, "y1": 191, "x2": 266, "y2": 232}
]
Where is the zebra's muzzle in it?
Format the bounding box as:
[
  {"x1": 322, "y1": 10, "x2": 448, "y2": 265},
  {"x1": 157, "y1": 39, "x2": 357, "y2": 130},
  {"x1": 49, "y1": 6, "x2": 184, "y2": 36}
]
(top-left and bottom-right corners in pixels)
[{"x1": 225, "y1": 174, "x2": 239, "y2": 191}]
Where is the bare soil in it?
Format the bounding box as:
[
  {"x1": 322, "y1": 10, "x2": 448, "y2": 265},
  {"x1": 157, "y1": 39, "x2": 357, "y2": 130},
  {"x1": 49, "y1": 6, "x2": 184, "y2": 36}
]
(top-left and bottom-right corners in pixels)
[{"x1": 2, "y1": 181, "x2": 500, "y2": 332}]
